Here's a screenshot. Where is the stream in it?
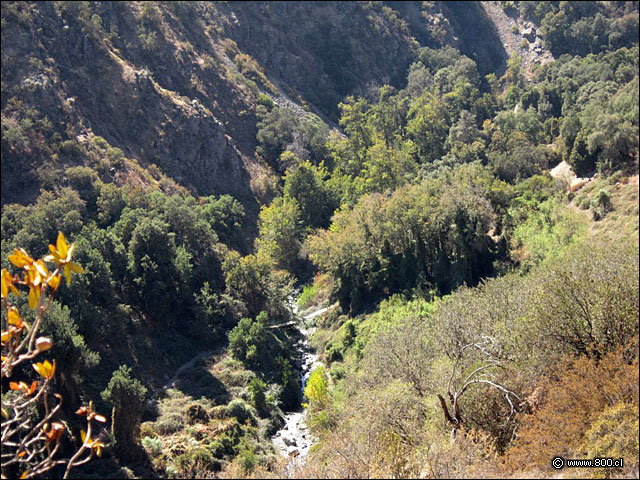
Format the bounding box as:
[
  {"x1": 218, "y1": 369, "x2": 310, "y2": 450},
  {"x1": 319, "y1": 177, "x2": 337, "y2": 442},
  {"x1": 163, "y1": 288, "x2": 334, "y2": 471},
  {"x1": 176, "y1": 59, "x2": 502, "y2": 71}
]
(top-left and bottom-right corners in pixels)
[{"x1": 271, "y1": 301, "x2": 332, "y2": 468}]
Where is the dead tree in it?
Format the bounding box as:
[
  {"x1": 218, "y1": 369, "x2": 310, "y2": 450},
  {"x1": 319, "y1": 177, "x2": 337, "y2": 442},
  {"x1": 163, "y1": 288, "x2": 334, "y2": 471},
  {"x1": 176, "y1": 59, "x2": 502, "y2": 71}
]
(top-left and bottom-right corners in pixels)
[{"x1": 437, "y1": 336, "x2": 521, "y2": 440}]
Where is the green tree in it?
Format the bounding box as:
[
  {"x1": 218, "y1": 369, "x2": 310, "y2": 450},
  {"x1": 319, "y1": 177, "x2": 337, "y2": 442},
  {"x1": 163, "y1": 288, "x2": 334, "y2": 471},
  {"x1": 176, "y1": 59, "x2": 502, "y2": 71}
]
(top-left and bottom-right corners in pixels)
[
  {"x1": 283, "y1": 161, "x2": 336, "y2": 229},
  {"x1": 127, "y1": 217, "x2": 180, "y2": 315},
  {"x1": 255, "y1": 197, "x2": 302, "y2": 271},
  {"x1": 406, "y1": 93, "x2": 449, "y2": 163},
  {"x1": 248, "y1": 376, "x2": 267, "y2": 416},
  {"x1": 101, "y1": 365, "x2": 147, "y2": 460}
]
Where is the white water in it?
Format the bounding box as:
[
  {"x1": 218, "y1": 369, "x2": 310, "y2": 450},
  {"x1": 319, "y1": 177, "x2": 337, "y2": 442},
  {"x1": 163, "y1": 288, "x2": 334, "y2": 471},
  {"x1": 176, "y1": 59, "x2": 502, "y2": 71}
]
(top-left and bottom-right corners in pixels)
[{"x1": 271, "y1": 300, "x2": 332, "y2": 469}]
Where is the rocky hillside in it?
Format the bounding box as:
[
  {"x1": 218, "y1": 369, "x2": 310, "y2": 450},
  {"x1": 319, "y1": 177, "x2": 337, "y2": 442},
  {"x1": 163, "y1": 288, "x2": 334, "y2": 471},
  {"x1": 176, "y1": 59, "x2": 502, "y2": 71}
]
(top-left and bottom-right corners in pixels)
[
  {"x1": 480, "y1": 1, "x2": 554, "y2": 78},
  {"x1": 1, "y1": 1, "x2": 527, "y2": 209}
]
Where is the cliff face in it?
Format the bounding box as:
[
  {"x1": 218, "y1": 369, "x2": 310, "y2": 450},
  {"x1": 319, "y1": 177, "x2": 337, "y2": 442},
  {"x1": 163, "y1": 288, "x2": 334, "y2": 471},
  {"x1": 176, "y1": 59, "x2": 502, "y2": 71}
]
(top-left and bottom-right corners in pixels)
[
  {"x1": 2, "y1": 2, "x2": 256, "y2": 205},
  {"x1": 216, "y1": 1, "x2": 423, "y2": 120},
  {"x1": 1, "y1": 1, "x2": 512, "y2": 207}
]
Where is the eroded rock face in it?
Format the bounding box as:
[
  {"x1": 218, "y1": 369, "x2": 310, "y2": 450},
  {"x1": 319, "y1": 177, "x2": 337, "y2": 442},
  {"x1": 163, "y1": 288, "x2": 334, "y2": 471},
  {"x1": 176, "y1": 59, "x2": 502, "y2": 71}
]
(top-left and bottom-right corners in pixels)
[
  {"x1": 1, "y1": 2, "x2": 254, "y2": 205},
  {"x1": 123, "y1": 73, "x2": 248, "y2": 197}
]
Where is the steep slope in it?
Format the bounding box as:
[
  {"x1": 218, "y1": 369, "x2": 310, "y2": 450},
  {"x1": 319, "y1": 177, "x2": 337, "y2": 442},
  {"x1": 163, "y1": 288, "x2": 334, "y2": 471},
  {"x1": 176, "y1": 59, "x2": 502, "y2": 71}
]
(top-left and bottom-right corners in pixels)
[
  {"x1": 1, "y1": 2, "x2": 257, "y2": 206},
  {"x1": 3, "y1": 1, "x2": 524, "y2": 209},
  {"x1": 480, "y1": 1, "x2": 554, "y2": 78},
  {"x1": 0, "y1": 2, "x2": 420, "y2": 206}
]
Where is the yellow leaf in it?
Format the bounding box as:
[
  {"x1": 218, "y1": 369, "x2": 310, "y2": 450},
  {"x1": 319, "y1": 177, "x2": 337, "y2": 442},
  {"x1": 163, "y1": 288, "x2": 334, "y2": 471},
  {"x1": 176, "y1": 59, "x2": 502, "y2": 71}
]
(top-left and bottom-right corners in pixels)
[
  {"x1": 34, "y1": 260, "x2": 48, "y2": 278},
  {"x1": 56, "y1": 232, "x2": 68, "y2": 259},
  {"x1": 69, "y1": 262, "x2": 83, "y2": 273},
  {"x1": 8, "y1": 249, "x2": 33, "y2": 269},
  {"x1": 80, "y1": 429, "x2": 87, "y2": 443},
  {"x1": 45, "y1": 244, "x2": 61, "y2": 264},
  {"x1": 28, "y1": 286, "x2": 40, "y2": 310},
  {"x1": 93, "y1": 441, "x2": 104, "y2": 457},
  {"x1": 46, "y1": 273, "x2": 61, "y2": 291},
  {"x1": 1, "y1": 269, "x2": 8, "y2": 298},
  {"x1": 7, "y1": 307, "x2": 23, "y2": 327},
  {"x1": 63, "y1": 265, "x2": 72, "y2": 285},
  {"x1": 33, "y1": 359, "x2": 55, "y2": 380}
]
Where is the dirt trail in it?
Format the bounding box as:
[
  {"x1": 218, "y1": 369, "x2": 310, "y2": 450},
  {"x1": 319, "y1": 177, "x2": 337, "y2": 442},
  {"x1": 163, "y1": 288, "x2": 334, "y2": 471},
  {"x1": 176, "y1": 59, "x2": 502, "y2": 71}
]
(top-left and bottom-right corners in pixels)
[{"x1": 163, "y1": 350, "x2": 215, "y2": 390}]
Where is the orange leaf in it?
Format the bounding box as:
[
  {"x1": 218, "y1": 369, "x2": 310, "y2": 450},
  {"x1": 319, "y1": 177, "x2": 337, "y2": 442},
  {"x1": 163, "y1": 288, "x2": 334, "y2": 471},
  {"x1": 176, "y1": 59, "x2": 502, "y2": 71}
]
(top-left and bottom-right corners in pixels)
[
  {"x1": 43, "y1": 422, "x2": 65, "y2": 443},
  {"x1": 27, "y1": 381, "x2": 38, "y2": 396}
]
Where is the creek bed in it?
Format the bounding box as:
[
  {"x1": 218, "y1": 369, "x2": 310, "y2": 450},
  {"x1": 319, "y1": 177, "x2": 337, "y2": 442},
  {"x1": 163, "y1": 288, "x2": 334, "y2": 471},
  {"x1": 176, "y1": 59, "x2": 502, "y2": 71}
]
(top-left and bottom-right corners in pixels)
[{"x1": 272, "y1": 303, "x2": 330, "y2": 468}]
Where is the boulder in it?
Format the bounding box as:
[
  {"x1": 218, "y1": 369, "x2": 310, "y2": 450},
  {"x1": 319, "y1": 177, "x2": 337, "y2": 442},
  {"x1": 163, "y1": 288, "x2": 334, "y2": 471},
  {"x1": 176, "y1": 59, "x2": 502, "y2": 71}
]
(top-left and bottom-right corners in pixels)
[{"x1": 522, "y1": 27, "x2": 536, "y2": 42}]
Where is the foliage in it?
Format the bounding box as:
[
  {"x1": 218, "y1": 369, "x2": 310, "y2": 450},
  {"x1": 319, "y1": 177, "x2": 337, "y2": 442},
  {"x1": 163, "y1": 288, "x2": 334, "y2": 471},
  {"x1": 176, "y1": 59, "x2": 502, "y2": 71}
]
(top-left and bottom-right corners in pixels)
[
  {"x1": 1, "y1": 233, "x2": 104, "y2": 479},
  {"x1": 1, "y1": 2, "x2": 638, "y2": 478},
  {"x1": 225, "y1": 399, "x2": 254, "y2": 425},
  {"x1": 248, "y1": 377, "x2": 267, "y2": 416},
  {"x1": 255, "y1": 197, "x2": 302, "y2": 272},
  {"x1": 303, "y1": 366, "x2": 331, "y2": 431},
  {"x1": 506, "y1": 341, "x2": 639, "y2": 473},
  {"x1": 256, "y1": 107, "x2": 329, "y2": 168},
  {"x1": 283, "y1": 161, "x2": 337, "y2": 229},
  {"x1": 100, "y1": 365, "x2": 147, "y2": 459},
  {"x1": 299, "y1": 235, "x2": 639, "y2": 475},
  {"x1": 509, "y1": 196, "x2": 586, "y2": 270},
  {"x1": 306, "y1": 164, "x2": 498, "y2": 311}
]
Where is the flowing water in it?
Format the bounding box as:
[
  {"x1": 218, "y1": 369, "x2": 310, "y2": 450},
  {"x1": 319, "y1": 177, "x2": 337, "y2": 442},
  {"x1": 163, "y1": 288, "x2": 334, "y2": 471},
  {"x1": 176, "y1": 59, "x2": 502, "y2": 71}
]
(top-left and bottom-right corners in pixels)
[{"x1": 271, "y1": 301, "x2": 332, "y2": 469}]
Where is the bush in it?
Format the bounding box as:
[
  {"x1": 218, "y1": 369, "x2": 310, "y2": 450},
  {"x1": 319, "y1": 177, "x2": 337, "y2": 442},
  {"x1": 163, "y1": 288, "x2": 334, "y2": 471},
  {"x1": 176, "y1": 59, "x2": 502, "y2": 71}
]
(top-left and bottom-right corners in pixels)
[
  {"x1": 225, "y1": 399, "x2": 255, "y2": 425},
  {"x1": 186, "y1": 404, "x2": 210, "y2": 424},
  {"x1": 155, "y1": 412, "x2": 184, "y2": 435},
  {"x1": 175, "y1": 448, "x2": 218, "y2": 478},
  {"x1": 257, "y1": 93, "x2": 274, "y2": 109},
  {"x1": 142, "y1": 436, "x2": 163, "y2": 457},
  {"x1": 59, "y1": 139, "x2": 83, "y2": 159},
  {"x1": 590, "y1": 188, "x2": 613, "y2": 220},
  {"x1": 248, "y1": 377, "x2": 267, "y2": 415},
  {"x1": 506, "y1": 342, "x2": 639, "y2": 471}
]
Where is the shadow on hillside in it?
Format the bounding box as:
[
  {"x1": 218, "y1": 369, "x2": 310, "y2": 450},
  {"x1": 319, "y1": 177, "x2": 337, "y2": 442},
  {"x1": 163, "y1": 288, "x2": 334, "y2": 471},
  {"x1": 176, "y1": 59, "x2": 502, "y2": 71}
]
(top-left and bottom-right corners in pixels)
[
  {"x1": 173, "y1": 358, "x2": 230, "y2": 405},
  {"x1": 443, "y1": 1, "x2": 509, "y2": 76}
]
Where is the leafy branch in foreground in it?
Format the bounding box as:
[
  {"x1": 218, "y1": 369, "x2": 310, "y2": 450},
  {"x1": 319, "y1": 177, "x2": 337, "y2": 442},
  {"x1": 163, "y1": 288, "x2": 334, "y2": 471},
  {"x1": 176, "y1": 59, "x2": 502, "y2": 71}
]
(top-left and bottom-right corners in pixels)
[{"x1": 1, "y1": 232, "x2": 104, "y2": 479}]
